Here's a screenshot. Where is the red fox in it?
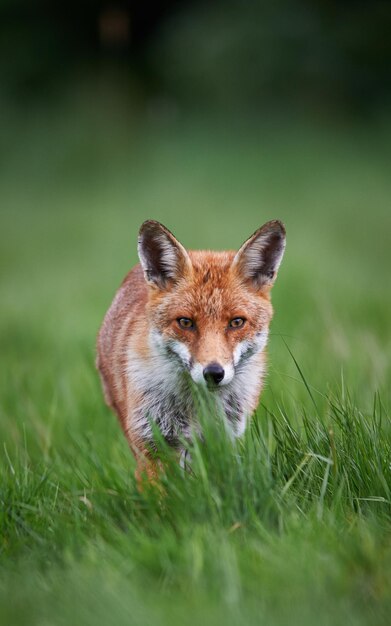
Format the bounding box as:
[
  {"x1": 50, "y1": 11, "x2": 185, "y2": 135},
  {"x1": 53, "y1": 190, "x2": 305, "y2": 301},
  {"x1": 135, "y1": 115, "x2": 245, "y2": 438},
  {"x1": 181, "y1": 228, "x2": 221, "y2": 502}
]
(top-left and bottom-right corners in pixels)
[{"x1": 97, "y1": 219, "x2": 286, "y2": 481}]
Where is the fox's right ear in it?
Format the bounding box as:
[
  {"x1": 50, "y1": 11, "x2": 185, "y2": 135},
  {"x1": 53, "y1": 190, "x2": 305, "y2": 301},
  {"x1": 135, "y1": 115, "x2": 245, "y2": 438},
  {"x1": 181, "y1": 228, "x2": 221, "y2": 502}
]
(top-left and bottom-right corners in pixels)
[{"x1": 138, "y1": 220, "x2": 192, "y2": 289}]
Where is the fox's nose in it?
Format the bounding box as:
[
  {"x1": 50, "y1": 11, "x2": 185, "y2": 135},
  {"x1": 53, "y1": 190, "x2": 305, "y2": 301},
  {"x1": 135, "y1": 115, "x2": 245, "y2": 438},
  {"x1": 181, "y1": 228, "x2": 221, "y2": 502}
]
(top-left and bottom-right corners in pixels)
[{"x1": 203, "y1": 362, "x2": 225, "y2": 385}]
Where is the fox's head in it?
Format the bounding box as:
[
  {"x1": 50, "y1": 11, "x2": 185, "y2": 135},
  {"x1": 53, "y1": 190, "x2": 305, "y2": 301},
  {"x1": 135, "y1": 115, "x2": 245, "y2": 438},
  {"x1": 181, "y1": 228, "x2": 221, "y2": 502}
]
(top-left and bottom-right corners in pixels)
[{"x1": 138, "y1": 220, "x2": 286, "y2": 390}]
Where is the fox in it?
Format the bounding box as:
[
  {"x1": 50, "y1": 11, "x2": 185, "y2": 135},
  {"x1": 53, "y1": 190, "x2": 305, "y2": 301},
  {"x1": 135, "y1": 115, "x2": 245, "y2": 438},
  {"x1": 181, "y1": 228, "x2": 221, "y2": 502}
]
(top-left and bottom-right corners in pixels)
[{"x1": 97, "y1": 219, "x2": 286, "y2": 481}]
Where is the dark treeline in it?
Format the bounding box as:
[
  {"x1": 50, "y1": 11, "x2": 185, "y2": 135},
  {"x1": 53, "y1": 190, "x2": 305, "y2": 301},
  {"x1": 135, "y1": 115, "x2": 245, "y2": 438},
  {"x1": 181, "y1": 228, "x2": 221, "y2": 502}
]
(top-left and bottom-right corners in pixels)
[{"x1": 1, "y1": 0, "x2": 390, "y2": 114}]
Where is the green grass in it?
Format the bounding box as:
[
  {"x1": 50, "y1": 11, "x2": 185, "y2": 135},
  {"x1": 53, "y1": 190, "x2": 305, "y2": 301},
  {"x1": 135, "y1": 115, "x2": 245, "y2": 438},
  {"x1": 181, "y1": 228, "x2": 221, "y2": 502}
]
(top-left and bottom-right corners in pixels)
[{"x1": 1, "y1": 90, "x2": 391, "y2": 625}]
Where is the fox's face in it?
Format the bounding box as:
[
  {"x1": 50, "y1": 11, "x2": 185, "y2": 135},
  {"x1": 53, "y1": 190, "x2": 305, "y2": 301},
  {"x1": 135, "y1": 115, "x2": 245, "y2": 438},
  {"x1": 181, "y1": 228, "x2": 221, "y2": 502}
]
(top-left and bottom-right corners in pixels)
[{"x1": 138, "y1": 220, "x2": 285, "y2": 390}]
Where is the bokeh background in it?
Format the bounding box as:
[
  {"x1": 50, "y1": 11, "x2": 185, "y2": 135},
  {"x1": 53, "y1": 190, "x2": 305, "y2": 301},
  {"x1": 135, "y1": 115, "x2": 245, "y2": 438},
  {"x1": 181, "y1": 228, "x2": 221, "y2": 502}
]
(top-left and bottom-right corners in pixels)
[
  {"x1": 1, "y1": 1, "x2": 391, "y2": 625},
  {"x1": 2, "y1": 0, "x2": 390, "y2": 403}
]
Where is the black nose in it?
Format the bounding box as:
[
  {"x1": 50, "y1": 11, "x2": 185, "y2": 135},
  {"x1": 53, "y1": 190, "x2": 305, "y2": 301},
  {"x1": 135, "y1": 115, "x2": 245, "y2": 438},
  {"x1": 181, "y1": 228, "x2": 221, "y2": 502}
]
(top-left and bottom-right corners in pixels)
[{"x1": 203, "y1": 362, "x2": 225, "y2": 385}]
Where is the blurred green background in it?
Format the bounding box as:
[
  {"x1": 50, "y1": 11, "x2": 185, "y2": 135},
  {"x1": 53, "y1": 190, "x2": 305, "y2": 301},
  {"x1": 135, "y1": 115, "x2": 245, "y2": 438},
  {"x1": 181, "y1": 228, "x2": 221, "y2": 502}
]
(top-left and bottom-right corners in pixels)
[
  {"x1": 2, "y1": 0, "x2": 390, "y2": 406},
  {"x1": 1, "y1": 1, "x2": 391, "y2": 625}
]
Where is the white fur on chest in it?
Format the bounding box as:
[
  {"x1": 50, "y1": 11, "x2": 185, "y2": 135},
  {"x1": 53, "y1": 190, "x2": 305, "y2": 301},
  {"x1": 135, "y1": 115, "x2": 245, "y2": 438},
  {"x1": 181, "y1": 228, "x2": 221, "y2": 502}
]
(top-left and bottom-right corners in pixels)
[{"x1": 126, "y1": 335, "x2": 191, "y2": 441}]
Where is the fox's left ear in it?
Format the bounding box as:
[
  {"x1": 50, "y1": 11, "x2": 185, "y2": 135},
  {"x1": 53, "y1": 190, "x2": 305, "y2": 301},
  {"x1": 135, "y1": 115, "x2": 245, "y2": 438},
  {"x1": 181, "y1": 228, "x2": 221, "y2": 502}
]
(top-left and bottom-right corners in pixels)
[{"x1": 233, "y1": 220, "x2": 286, "y2": 288}]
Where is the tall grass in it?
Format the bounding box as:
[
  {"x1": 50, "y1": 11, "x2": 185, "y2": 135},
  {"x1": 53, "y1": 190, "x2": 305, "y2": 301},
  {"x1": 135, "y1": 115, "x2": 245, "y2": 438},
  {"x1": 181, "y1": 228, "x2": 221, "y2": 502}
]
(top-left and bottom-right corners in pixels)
[{"x1": 1, "y1": 375, "x2": 390, "y2": 625}]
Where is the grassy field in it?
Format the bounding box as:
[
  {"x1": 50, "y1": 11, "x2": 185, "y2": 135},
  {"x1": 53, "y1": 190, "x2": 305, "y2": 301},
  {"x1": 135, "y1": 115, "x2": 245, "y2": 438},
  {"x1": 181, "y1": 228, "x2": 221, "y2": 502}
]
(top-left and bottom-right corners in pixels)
[{"x1": 1, "y1": 93, "x2": 391, "y2": 625}]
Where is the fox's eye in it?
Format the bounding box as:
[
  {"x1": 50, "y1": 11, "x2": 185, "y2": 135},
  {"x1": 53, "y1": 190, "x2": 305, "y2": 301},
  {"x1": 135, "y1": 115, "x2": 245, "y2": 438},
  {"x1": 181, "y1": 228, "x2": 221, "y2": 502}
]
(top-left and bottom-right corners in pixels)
[
  {"x1": 229, "y1": 317, "x2": 246, "y2": 329},
  {"x1": 177, "y1": 317, "x2": 194, "y2": 329}
]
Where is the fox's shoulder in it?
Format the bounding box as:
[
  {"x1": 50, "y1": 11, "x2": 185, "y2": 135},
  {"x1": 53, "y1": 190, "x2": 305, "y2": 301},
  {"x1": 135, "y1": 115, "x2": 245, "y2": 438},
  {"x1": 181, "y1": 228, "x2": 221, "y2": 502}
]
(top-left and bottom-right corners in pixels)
[
  {"x1": 110, "y1": 262, "x2": 148, "y2": 324},
  {"x1": 107, "y1": 263, "x2": 148, "y2": 321},
  {"x1": 120, "y1": 262, "x2": 147, "y2": 297},
  {"x1": 97, "y1": 263, "x2": 148, "y2": 362}
]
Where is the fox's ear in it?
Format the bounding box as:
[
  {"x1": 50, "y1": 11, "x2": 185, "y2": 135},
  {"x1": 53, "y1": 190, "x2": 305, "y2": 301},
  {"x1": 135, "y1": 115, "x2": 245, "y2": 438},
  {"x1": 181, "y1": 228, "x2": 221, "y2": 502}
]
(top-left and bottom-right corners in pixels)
[
  {"x1": 138, "y1": 220, "x2": 192, "y2": 289},
  {"x1": 233, "y1": 220, "x2": 286, "y2": 288}
]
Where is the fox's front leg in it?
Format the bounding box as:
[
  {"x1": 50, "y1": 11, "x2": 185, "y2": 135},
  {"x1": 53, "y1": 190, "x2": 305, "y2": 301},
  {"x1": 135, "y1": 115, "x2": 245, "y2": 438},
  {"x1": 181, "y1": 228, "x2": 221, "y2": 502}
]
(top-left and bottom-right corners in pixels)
[
  {"x1": 134, "y1": 447, "x2": 163, "y2": 487},
  {"x1": 133, "y1": 441, "x2": 186, "y2": 490}
]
